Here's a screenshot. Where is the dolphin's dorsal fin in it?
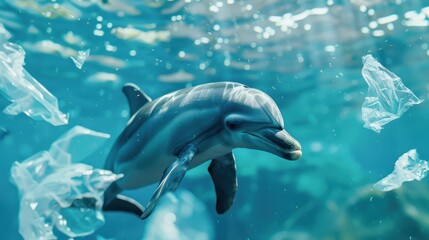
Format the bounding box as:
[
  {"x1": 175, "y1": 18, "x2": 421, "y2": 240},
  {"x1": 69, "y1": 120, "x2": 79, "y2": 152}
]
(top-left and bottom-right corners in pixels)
[{"x1": 122, "y1": 83, "x2": 152, "y2": 118}]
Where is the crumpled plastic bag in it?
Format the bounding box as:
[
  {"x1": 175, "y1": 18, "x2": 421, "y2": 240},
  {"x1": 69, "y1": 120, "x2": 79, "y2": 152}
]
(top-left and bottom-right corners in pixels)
[
  {"x1": 373, "y1": 149, "x2": 429, "y2": 192},
  {"x1": 361, "y1": 54, "x2": 422, "y2": 133},
  {"x1": 143, "y1": 190, "x2": 214, "y2": 240},
  {"x1": 0, "y1": 23, "x2": 68, "y2": 126},
  {"x1": 10, "y1": 126, "x2": 122, "y2": 239},
  {"x1": 70, "y1": 49, "x2": 90, "y2": 69}
]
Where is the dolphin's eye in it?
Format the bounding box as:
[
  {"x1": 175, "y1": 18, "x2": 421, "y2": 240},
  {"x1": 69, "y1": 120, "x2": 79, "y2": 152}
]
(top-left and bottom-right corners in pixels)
[{"x1": 226, "y1": 121, "x2": 241, "y2": 131}]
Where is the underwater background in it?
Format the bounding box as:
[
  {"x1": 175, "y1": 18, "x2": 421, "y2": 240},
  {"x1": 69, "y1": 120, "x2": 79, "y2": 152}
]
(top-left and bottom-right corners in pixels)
[{"x1": 1, "y1": 0, "x2": 429, "y2": 239}]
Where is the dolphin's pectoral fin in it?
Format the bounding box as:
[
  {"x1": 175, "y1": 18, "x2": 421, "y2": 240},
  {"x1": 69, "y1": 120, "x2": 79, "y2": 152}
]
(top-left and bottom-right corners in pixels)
[
  {"x1": 141, "y1": 144, "x2": 198, "y2": 219},
  {"x1": 123, "y1": 83, "x2": 152, "y2": 117},
  {"x1": 208, "y1": 152, "x2": 238, "y2": 214},
  {"x1": 102, "y1": 195, "x2": 145, "y2": 217}
]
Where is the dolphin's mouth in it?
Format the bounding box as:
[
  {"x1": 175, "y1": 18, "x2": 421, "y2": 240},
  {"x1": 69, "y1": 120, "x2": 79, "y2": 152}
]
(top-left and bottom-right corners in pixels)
[{"x1": 247, "y1": 128, "x2": 302, "y2": 160}]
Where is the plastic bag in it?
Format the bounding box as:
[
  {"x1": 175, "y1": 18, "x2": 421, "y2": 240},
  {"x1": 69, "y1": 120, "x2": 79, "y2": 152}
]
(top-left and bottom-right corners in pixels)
[
  {"x1": 361, "y1": 54, "x2": 422, "y2": 133},
  {"x1": 374, "y1": 149, "x2": 429, "y2": 191},
  {"x1": 0, "y1": 23, "x2": 68, "y2": 126},
  {"x1": 10, "y1": 126, "x2": 122, "y2": 239}
]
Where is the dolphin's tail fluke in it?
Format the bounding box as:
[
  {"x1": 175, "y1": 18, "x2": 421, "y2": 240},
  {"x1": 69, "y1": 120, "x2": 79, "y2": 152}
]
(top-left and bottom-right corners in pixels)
[{"x1": 103, "y1": 182, "x2": 144, "y2": 218}]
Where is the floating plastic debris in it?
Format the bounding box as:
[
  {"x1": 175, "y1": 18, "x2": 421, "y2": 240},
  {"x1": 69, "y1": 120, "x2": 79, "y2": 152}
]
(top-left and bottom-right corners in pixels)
[
  {"x1": 143, "y1": 190, "x2": 214, "y2": 240},
  {"x1": 0, "y1": 24, "x2": 68, "y2": 126},
  {"x1": 10, "y1": 126, "x2": 122, "y2": 239},
  {"x1": 373, "y1": 149, "x2": 429, "y2": 192},
  {"x1": 70, "y1": 49, "x2": 90, "y2": 69},
  {"x1": 361, "y1": 54, "x2": 422, "y2": 133}
]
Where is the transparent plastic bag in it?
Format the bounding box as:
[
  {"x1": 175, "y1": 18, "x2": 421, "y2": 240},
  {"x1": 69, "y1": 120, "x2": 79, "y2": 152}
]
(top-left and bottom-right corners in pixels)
[
  {"x1": 0, "y1": 23, "x2": 68, "y2": 126},
  {"x1": 374, "y1": 149, "x2": 429, "y2": 191},
  {"x1": 11, "y1": 126, "x2": 122, "y2": 239},
  {"x1": 361, "y1": 54, "x2": 422, "y2": 133}
]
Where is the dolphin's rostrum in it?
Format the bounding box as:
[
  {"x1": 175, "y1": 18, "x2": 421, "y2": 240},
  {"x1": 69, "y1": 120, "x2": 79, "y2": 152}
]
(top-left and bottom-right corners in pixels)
[{"x1": 103, "y1": 82, "x2": 302, "y2": 219}]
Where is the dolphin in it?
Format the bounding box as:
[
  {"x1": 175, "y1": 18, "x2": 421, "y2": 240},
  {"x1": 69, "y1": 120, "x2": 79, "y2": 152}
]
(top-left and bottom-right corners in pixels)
[{"x1": 102, "y1": 82, "x2": 302, "y2": 219}]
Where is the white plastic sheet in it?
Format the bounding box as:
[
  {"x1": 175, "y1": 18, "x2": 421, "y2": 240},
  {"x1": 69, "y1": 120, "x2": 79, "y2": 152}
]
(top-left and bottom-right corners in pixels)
[
  {"x1": 0, "y1": 23, "x2": 68, "y2": 126},
  {"x1": 70, "y1": 49, "x2": 90, "y2": 69},
  {"x1": 361, "y1": 54, "x2": 422, "y2": 133},
  {"x1": 373, "y1": 149, "x2": 429, "y2": 191},
  {"x1": 10, "y1": 126, "x2": 122, "y2": 239}
]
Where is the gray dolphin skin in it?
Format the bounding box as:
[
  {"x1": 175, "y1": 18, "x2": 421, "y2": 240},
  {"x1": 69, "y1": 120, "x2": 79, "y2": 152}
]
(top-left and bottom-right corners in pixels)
[{"x1": 103, "y1": 82, "x2": 302, "y2": 219}]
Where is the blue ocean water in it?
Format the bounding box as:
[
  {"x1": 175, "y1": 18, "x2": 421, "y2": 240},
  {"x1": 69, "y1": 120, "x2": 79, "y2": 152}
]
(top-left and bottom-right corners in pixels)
[{"x1": 1, "y1": 0, "x2": 429, "y2": 239}]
